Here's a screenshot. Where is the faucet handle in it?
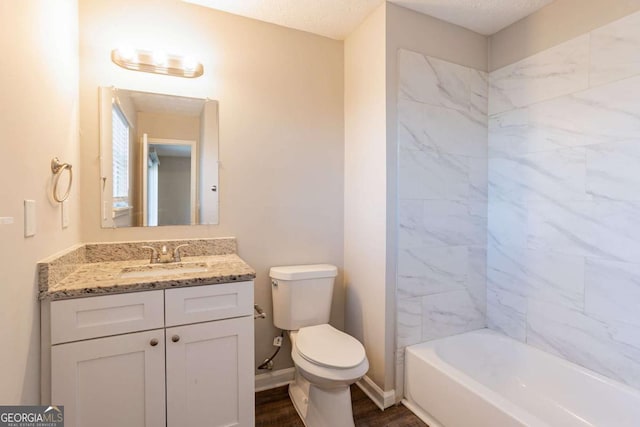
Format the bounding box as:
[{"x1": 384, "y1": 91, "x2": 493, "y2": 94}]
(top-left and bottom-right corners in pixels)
[
  {"x1": 173, "y1": 244, "x2": 189, "y2": 262},
  {"x1": 141, "y1": 246, "x2": 159, "y2": 264}
]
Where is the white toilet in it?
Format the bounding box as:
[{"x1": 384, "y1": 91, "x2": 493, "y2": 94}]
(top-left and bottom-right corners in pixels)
[{"x1": 270, "y1": 264, "x2": 369, "y2": 427}]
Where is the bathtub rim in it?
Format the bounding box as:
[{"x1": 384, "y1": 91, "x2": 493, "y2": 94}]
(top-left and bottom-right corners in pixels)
[
  {"x1": 403, "y1": 328, "x2": 640, "y2": 427},
  {"x1": 404, "y1": 329, "x2": 546, "y2": 427},
  {"x1": 413, "y1": 328, "x2": 640, "y2": 397}
]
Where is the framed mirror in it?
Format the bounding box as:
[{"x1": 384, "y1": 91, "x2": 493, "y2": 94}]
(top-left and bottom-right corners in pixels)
[{"x1": 99, "y1": 87, "x2": 219, "y2": 228}]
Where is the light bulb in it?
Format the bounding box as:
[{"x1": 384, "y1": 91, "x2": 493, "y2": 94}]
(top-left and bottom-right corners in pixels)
[
  {"x1": 183, "y1": 56, "x2": 198, "y2": 71},
  {"x1": 153, "y1": 51, "x2": 167, "y2": 67},
  {"x1": 118, "y1": 46, "x2": 136, "y2": 62}
]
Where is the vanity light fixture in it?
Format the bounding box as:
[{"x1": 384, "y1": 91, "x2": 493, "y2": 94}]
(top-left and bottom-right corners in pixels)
[{"x1": 111, "y1": 48, "x2": 204, "y2": 78}]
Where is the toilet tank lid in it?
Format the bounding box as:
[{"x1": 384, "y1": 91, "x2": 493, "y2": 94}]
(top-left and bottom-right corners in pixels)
[{"x1": 269, "y1": 264, "x2": 337, "y2": 280}]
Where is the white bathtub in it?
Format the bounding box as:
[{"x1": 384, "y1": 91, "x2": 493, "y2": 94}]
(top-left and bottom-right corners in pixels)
[{"x1": 403, "y1": 329, "x2": 640, "y2": 427}]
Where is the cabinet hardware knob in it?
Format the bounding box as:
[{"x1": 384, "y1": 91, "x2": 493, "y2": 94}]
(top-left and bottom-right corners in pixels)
[
  {"x1": 172, "y1": 335, "x2": 180, "y2": 343},
  {"x1": 150, "y1": 338, "x2": 159, "y2": 347}
]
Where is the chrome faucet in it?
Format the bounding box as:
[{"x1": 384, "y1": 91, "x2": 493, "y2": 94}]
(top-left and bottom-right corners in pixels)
[
  {"x1": 172, "y1": 244, "x2": 189, "y2": 262},
  {"x1": 141, "y1": 246, "x2": 159, "y2": 264},
  {"x1": 141, "y1": 244, "x2": 190, "y2": 264}
]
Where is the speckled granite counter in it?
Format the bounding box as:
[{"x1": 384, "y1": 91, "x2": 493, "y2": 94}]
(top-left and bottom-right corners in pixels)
[{"x1": 38, "y1": 238, "x2": 256, "y2": 301}]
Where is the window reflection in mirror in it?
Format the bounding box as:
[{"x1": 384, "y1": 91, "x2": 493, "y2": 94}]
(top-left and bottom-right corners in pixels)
[{"x1": 99, "y1": 87, "x2": 219, "y2": 228}]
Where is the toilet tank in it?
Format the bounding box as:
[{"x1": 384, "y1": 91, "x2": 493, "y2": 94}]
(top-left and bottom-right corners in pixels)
[{"x1": 269, "y1": 264, "x2": 338, "y2": 330}]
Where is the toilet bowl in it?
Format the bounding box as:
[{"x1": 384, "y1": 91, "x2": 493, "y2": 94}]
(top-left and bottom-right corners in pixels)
[
  {"x1": 288, "y1": 325, "x2": 369, "y2": 427},
  {"x1": 269, "y1": 264, "x2": 370, "y2": 427}
]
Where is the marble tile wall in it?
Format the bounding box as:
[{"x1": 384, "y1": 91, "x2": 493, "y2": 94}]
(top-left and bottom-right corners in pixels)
[
  {"x1": 396, "y1": 49, "x2": 488, "y2": 360},
  {"x1": 487, "y1": 10, "x2": 640, "y2": 389}
]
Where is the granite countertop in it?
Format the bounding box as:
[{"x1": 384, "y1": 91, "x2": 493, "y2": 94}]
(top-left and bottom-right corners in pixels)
[{"x1": 38, "y1": 238, "x2": 256, "y2": 301}]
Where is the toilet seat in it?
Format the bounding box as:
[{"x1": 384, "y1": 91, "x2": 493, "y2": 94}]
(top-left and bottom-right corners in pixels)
[
  {"x1": 295, "y1": 324, "x2": 367, "y2": 369},
  {"x1": 291, "y1": 343, "x2": 369, "y2": 386}
]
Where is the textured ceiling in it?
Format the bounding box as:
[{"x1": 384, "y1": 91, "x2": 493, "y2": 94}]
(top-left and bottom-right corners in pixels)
[
  {"x1": 183, "y1": 0, "x2": 555, "y2": 39},
  {"x1": 392, "y1": 0, "x2": 554, "y2": 35}
]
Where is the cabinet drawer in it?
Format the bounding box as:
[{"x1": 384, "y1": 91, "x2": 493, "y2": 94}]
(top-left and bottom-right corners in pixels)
[
  {"x1": 165, "y1": 281, "x2": 253, "y2": 327},
  {"x1": 51, "y1": 291, "x2": 164, "y2": 345}
]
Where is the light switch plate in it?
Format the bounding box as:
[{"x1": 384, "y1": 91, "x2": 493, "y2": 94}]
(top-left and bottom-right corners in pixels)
[
  {"x1": 24, "y1": 200, "x2": 36, "y2": 237},
  {"x1": 0, "y1": 217, "x2": 14, "y2": 225}
]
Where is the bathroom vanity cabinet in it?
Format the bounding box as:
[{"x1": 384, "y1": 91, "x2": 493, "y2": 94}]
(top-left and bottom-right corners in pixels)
[{"x1": 41, "y1": 281, "x2": 255, "y2": 427}]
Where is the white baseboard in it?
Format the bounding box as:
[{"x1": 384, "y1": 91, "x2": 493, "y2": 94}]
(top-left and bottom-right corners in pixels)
[
  {"x1": 255, "y1": 367, "x2": 296, "y2": 392},
  {"x1": 356, "y1": 375, "x2": 396, "y2": 411}
]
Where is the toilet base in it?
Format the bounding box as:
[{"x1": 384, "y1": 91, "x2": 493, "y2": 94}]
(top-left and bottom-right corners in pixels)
[{"x1": 288, "y1": 372, "x2": 355, "y2": 427}]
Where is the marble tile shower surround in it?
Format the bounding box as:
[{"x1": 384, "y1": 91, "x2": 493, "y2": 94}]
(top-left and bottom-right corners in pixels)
[
  {"x1": 396, "y1": 49, "x2": 488, "y2": 359},
  {"x1": 487, "y1": 9, "x2": 640, "y2": 389},
  {"x1": 38, "y1": 237, "x2": 237, "y2": 294}
]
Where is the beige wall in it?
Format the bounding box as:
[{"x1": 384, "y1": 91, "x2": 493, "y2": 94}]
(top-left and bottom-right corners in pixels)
[
  {"x1": 344, "y1": 3, "x2": 390, "y2": 391},
  {"x1": 0, "y1": 0, "x2": 80, "y2": 404},
  {"x1": 79, "y1": 0, "x2": 344, "y2": 373},
  {"x1": 489, "y1": 0, "x2": 640, "y2": 71}
]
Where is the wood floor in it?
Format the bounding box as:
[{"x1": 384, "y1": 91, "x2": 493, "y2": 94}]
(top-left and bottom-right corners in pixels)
[{"x1": 255, "y1": 384, "x2": 428, "y2": 427}]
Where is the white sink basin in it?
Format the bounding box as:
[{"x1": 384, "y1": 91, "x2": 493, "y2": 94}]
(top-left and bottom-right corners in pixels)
[{"x1": 119, "y1": 263, "x2": 209, "y2": 279}]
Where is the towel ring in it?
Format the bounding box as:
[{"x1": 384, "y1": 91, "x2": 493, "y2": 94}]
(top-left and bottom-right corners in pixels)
[{"x1": 51, "y1": 157, "x2": 73, "y2": 203}]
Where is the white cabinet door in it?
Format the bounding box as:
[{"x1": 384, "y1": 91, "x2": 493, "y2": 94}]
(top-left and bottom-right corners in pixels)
[
  {"x1": 51, "y1": 329, "x2": 166, "y2": 427},
  {"x1": 166, "y1": 316, "x2": 254, "y2": 427}
]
